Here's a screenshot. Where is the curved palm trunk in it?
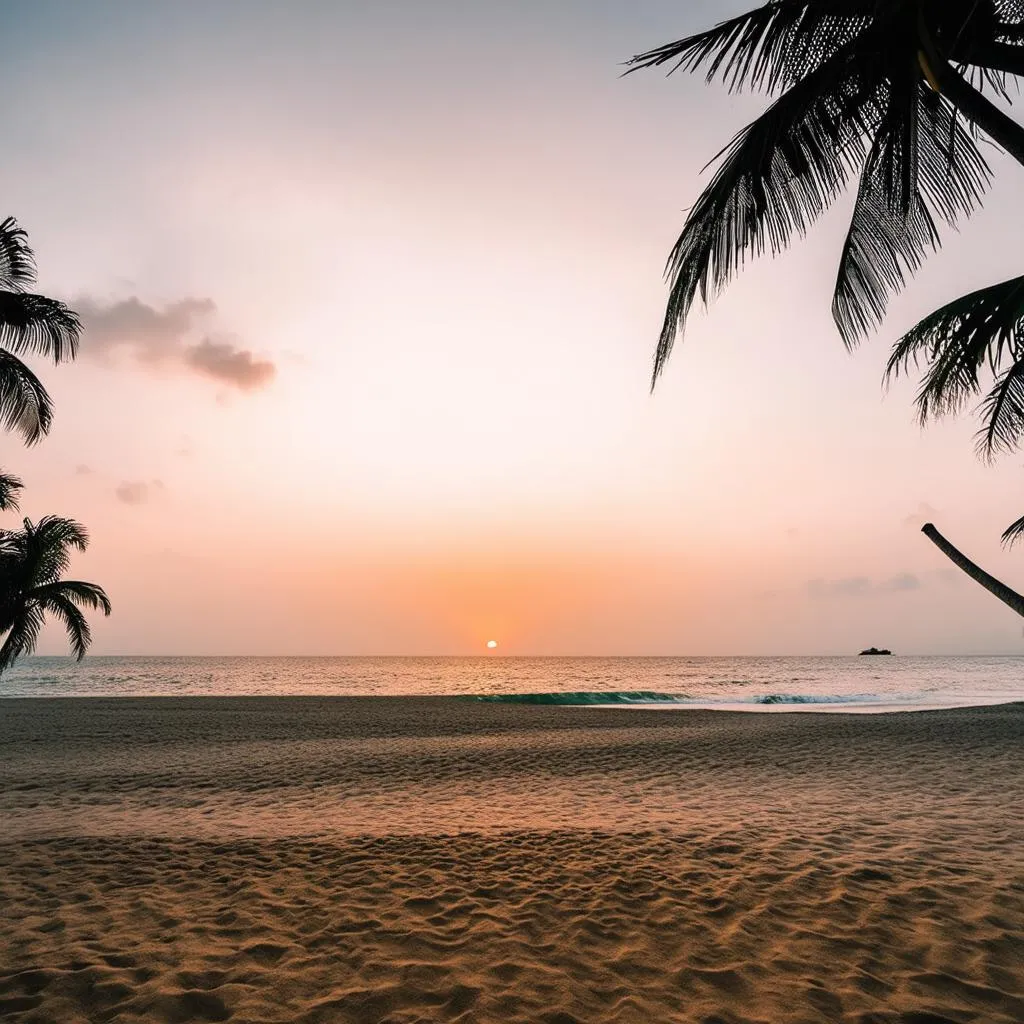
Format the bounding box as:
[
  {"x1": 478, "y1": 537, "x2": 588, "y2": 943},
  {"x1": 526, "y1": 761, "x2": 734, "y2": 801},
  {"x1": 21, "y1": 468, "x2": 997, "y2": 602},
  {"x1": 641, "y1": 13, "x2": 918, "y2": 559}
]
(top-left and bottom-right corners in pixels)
[{"x1": 922, "y1": 523, "x2": 1024, "y2": 616}]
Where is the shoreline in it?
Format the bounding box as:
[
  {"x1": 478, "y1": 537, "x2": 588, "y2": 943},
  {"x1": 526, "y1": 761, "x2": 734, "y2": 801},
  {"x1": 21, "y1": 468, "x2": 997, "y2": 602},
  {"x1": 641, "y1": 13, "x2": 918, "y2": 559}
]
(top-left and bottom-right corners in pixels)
[{"x1": 3, "y1": 692, "x2": 1023, "y2": 714}]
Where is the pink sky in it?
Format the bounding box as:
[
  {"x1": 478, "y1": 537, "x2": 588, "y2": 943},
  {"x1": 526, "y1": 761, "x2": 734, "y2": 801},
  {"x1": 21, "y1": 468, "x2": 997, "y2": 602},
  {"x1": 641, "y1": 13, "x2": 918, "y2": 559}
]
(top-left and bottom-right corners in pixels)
[{"x1": 4, "y1": 1, "x2": 1024, "y2": 655}]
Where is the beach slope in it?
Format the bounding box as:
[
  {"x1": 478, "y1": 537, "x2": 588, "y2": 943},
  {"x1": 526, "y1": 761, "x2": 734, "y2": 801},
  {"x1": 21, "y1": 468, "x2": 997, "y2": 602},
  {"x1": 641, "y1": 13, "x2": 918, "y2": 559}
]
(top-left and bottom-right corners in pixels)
[{"x1": 2, "y1": 697, "x2": 1022, "y2": 1023}]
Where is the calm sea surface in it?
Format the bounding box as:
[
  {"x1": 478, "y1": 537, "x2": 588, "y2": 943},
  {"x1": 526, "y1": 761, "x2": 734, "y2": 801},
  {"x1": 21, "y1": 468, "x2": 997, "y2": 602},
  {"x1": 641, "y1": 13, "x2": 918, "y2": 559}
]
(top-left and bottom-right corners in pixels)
[{"x1": 2, "y1": 655, "x2": 1023, "y2": 710}]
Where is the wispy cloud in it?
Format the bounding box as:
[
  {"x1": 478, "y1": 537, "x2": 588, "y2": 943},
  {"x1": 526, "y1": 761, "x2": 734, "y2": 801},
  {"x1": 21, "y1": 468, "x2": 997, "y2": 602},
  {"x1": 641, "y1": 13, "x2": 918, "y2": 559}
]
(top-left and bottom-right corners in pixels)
[
  {"x1": 807, "y1": 573, "x2": 922, "y2": 598},
  {"x1": 882, "y1": 572, "x2": 921, "y2": 592},
  {"x1": 76, "y1": 296, "x2": 275, "y2": 392},
  {"x1": 115, "y1": 479, "x2": 165, "y2": 505},
  {"x1": 808, "y1": 577, "x2": 872, "y2": 598}
]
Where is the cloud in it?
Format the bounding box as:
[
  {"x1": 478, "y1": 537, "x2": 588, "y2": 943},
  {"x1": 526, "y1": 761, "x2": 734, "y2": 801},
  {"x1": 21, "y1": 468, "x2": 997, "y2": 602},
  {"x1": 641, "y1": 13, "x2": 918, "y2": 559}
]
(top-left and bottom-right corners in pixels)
[
  {"x1": 115, "y1": 479, "x2": 164, "y2": 505},
  {"x1": 881, "y1": 572, "x2": 921, "y2": 592},
  {"x1": 183, "y1": 338, "x2": 275, "y2": 391},
  {"x1": 807, "y1": 573, "x2": 922, "y2": 598},
  {"x1": 76, "y1": 296, "x2": 275, "y2": 392},
  {"x1": 808, "y1": 577, "x2": 873, "y2": 598}
]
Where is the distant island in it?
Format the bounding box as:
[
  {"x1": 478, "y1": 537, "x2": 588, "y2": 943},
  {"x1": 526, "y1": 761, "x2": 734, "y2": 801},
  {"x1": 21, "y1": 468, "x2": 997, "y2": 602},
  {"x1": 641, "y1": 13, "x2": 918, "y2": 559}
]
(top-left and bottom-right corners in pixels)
[{"x1": 858, "y1": 647, "x2": 892, "y2": 656}]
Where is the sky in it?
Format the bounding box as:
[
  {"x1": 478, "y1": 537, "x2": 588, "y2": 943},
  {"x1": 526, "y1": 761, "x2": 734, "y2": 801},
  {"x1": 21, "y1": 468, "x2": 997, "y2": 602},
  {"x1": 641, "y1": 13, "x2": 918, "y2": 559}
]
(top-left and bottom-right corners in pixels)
[{"x1": 3, "y1": 0, "x2": 1024, "y2": 656}]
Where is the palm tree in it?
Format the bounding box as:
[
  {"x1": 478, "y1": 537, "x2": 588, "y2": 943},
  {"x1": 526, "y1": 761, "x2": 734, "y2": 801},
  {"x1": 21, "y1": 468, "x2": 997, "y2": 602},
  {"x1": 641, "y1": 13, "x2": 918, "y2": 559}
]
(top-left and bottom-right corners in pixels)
[
  {"x1": 0, "y1": 515, "x2": 111, "y2": 671},
  {"x1": 634, "y1": 3, "x2": 1024, "y2": 612},
  {"x1": 0, "y1": 219, "x2": 107, "y2": 671},
  {"x1": 0, "y1": 215, "x2": 81, "y2": 444},
  {"x1": 629, "y1": 1, "x2": 1024, "y2": 379}
]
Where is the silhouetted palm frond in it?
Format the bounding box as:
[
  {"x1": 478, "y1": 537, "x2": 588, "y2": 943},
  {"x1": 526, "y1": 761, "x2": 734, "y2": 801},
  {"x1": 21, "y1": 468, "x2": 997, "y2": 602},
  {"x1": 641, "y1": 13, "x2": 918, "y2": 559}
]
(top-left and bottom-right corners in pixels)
[
  {"x1": 1001, "y1": 511, "x2": 1024, "y2": 546},
  {"x1": 630, "y1": 2, "x2": 1024, "y2": 93},
  {"x1": 0, "y1": 605, "x2": 44, "y2": 673},
  {"x1": 0, "y1": 349, "x2": 54, "y2": 445},
  {"x1": 650, "y1": 24, "x2": 893, "y2": 381},
  {"x1": 30, "y1": 580, "x2": 112, "y2": 616},
  {"x1": 977, "y1": 356, "x2": 1024, "y2": 455},
  {"x1": 639, "y1": 1, "x2": 1024, "y2": 381},
  {"x1": 627, "y1": 3, "x2": 870, "y2": 94},
  {"x1": 36, "y1": 593, "x2": 92, "y2": 661},
  {"x1": 886, "y1": 275, "x2": 1024, "y2": 456},
  {"x1": 20, "y1": 516, "x2": 90, "y2": 586},
  {"x1": 0, "y1": 217, "x2": 37, "y2": 291},
  {"x1": 833, "y1": 84, "x2": 992, "y2": 346},
  {"x1": 0, "y1": 470, "x2": 23, "y2": 511},
  {"x1": 0, "y1": 291, "x2": 81, "y2": 362}
]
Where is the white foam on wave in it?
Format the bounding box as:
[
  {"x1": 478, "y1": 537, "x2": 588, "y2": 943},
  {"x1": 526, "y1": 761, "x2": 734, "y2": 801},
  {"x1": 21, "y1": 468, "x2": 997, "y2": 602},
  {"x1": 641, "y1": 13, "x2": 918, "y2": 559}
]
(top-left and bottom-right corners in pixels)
[{"x1": 592, "y1": 693, "x2": 1022, "y2": 714}]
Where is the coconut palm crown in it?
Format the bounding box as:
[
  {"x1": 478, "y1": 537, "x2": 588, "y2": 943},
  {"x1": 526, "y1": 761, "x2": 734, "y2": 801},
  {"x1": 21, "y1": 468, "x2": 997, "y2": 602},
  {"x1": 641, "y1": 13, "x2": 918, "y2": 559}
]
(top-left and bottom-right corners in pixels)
[
  {"x1": 0, "y1": 216, "x2": 81, "y2": 444},
  {"x1": 630, "y1": 0, "x2": 1024, "y2": 382},
  {"x1": 0, "y1": 515, "x2": 111, "y2": 672}
]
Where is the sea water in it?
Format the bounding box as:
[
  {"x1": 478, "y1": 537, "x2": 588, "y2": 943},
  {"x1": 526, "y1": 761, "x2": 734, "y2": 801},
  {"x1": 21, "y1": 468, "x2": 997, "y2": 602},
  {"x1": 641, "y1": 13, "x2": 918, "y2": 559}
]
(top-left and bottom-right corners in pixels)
[{"x1": 2, "y1": 655, "x2": 1023, "y2": 711}]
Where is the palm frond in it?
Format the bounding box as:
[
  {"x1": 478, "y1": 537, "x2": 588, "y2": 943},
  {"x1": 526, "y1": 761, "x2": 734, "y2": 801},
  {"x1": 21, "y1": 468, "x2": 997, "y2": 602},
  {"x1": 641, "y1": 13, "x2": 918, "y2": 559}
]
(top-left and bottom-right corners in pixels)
[
  {"x1": 37, "y1": 592, "x2": 92, "y2": 661},
  {"x1": 627, "y1": 2, "x2": 871, "y2": 94},
  {"x1": 0, "y1": 470, "x2": 23, "y2": 511},
  {"x1": 885, "y1": 276, "x2": 1024, "y2": 429},
  {"x1": 24, "y1": 516, "x2": 90, "y2": 585},
  {"x1": 0, "y1": 217, "x2": 37, "y2": 291},
  {"x1": 833, "y1": 83, "x2": 992, "y2": 346},
  {"x1": 946, "y1": 0, "x2": 1024, "y2": 76},
  {"x1": 29, "y1": 515, "x2": 90, "y2": 552},
  {"x1": 0, "y1": 349, "x2": 54, "y2": 445},
  {"x1": 650, "y1": 26, "x2": 891, "y2": 382},
  {"x1": 1001, "y1": 511, "x2": 1024, "y2": 547},
  {"x1": 958, "y1": 61, "x2": 1013, "y2": 101},
  {"x1": 0, "y1": 291, "x2": 81, "y2": 362},
  {"x1": 2, "y1": 516, "x2": 91, "y2": 593},
  {"x1": 884, "y1": 273, "x2": 1024, "y2": 459},
  {"x1": 0, "y1": 604, "x2": 44, "y2": 672},
  {"x1": 30, "y1": 580, "x2": 112, "y2": 617},
  {"x1": 976, "y1": 355, "x2": 1024, "y2": 456}
]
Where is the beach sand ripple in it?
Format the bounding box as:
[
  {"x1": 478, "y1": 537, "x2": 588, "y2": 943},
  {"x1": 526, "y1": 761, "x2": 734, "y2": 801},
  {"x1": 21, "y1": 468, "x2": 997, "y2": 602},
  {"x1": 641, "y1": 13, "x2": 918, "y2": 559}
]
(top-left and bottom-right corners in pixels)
[{"x1": 1, "y1": 698, "x2": 1022, "y2": 1022}]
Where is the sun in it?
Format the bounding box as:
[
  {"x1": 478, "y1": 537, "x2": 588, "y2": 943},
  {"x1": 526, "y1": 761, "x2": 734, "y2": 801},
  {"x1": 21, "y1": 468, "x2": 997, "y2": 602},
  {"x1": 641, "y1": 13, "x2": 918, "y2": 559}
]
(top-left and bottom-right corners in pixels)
[{"x1": 486, "y1": 640, "x2": 498, "y2": 649}]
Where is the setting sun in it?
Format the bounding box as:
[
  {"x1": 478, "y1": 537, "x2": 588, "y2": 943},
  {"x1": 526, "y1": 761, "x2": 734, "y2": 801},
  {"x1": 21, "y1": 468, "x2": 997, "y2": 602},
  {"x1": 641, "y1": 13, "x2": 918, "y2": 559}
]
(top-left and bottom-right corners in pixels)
[{"x1": 486, "y1": 640, "x2": 498, "y2": 649}]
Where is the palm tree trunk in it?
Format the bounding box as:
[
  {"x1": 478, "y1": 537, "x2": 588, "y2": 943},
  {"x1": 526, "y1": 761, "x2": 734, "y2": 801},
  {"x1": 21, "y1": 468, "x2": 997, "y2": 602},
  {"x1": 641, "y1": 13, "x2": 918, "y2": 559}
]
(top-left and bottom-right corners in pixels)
[{"x1": 922, "y1": 523, "x2": 1024, "y2": 617}]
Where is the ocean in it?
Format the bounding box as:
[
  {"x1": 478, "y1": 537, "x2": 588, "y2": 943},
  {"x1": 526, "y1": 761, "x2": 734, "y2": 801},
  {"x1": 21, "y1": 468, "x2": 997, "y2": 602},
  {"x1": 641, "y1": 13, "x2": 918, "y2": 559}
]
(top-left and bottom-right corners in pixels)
[{"x1": 2, "y1": 654, "x2": 1023, "y2": 710}]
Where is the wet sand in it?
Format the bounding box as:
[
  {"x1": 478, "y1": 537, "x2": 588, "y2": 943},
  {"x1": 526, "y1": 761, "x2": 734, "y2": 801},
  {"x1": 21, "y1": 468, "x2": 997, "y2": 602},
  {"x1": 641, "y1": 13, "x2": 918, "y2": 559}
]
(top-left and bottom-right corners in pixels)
[{"x1": 1, "y1": 697, "x2": 1023, "y2": 1023}]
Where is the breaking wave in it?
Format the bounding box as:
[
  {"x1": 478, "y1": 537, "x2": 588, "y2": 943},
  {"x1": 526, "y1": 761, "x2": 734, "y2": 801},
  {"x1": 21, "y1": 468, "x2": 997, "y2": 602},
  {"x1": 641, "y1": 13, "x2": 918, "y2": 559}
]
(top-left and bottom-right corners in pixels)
[
  {"x1": 475, "y1": 691, "x2": 888, "y2": 708},
  {"x1": 474, "y1": 691, "x2": 692, "y2": 706},
  {"x1": 753, "y1": 693, "x2": 883, "y2": 705}
]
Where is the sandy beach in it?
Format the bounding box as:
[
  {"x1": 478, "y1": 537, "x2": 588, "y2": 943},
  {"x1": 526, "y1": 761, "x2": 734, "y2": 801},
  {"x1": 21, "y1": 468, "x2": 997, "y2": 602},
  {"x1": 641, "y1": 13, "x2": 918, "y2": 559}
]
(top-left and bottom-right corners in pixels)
[{"x1": 2, "y1": 698, "x2": 1023, "y2": 1023}]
